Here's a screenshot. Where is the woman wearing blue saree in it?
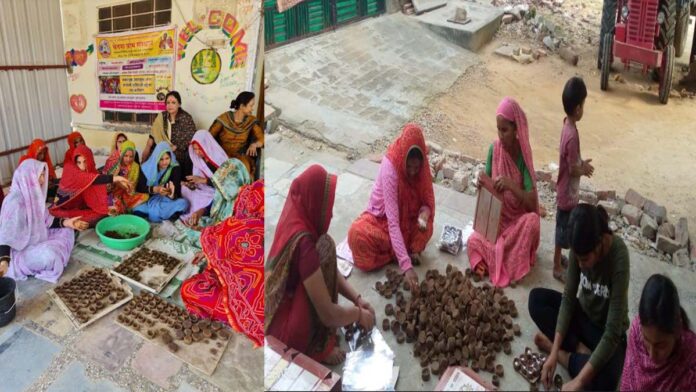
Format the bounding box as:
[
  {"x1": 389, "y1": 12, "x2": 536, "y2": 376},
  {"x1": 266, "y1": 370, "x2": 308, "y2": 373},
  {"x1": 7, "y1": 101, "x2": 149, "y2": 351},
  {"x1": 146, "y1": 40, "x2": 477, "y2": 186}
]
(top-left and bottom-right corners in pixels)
[{"x1": 133, "y1": 142, "x2": 189, "y2": 222}]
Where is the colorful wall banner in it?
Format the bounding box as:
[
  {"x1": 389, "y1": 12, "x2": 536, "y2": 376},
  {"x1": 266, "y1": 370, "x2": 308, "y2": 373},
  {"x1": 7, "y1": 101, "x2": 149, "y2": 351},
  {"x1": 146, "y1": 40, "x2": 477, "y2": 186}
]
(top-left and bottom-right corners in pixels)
[
  {"x1": 191, "y1": 49, "x2": 222, "y2": 84},
  {"x1": 177, "y1": 10, "x2": 248, "y2": 69},
  {"x1": 96, "y1": 26, "x2": 177, "y2": 112}
]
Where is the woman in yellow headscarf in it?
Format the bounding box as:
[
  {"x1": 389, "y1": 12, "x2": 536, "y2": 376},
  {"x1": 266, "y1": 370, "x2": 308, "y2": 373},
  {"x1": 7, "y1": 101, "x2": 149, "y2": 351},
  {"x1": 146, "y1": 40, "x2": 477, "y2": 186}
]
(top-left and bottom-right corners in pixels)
[{"x1": 102, "y1": 140, "x2": 148, "y2": 211}]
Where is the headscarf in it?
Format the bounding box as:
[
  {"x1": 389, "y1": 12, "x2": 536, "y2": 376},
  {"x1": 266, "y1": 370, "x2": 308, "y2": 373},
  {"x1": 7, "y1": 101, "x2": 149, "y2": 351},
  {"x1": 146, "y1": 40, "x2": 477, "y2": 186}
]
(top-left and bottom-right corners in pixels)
[
  {"x1": 64, "y1": 132, "x2": 84, "y2": 164},
  {"x1": 0, "y1": 160, "x2": 53, "y2": 251},
  {"x1": 141, "y1": 141, "x2": 178, "y2": 187},
  {"x1": 495, "y1": 97, "x2": 537, "y2": 185},
  {"x1": 19, "y1": 139, "x2": 56, "y2": 180},
  {"x1": 265, "y1": 165, "x2": 337, "y2": 331},
  {"x1": 621, "y1": 316, "x2": 696, "y2": 391},
  {"x1": 189, "y1": 130, "x2": 228, "y2": 179},
  {"x1": 51, "y1": 145, "x2": 110, "y2": 214},
  {"x1": 103, "y1": 140, "x2": 140, "y2": 184},
  {"x1": 111, "y1": 132, "x2": 127, "y2": 154},
  {"x1": 104, "y1": 133, "x2": 128, "y2": 174},
  {"x1": 384, "y1": 124, "x2": 436, "y2": 230}
]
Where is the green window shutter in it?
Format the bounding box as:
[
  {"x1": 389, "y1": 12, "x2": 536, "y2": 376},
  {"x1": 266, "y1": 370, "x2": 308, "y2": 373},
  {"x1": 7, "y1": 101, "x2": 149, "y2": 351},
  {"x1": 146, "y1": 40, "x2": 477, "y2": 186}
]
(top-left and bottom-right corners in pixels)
[{"x1": 335, "y1": 0, "x2": 358, "y2": 24}]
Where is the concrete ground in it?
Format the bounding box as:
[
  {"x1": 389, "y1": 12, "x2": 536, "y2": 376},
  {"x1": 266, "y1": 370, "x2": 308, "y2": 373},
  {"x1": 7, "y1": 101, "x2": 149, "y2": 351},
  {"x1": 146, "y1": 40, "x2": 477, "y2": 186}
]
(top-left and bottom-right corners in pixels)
[
  {"x1": 265, "y1": 132, "x2": 696, "y2": 390},
  {"x1": 0, "y1": 221, "x2": 262, "y2": 391},
  {"x1": 265, "y1": 13, "x2": 477, "y2": 153}
]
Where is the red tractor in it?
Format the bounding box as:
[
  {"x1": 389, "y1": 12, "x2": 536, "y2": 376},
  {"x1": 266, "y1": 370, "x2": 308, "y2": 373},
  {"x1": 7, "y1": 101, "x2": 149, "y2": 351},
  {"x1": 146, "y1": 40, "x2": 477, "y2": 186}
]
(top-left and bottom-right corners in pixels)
[{"x1": 601, "y1": 0, "x2": 695, "y2": 104}]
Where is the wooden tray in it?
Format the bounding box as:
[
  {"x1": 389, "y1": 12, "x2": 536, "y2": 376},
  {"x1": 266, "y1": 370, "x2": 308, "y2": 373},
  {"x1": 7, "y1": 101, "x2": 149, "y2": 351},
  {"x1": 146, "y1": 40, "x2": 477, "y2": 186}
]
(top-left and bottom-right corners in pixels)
[
  {"x1": 474, "y1": 173, "x2": 503, "y2": 244},
  {"x1": 48, "y1": 267, "x2": 134, "y2": 329},
  {"x1": 513, "y1": 348, "x2": 546, "y2": 385},
  {"x1": 111, "y1": 240, "x2": 190, "y2": 294},
  {"x1": 436, "y1": 366, "x2": 496, "y2": 391},
  {"x1": 116, "y1": 292, "x2": 230, "y2": 375}
]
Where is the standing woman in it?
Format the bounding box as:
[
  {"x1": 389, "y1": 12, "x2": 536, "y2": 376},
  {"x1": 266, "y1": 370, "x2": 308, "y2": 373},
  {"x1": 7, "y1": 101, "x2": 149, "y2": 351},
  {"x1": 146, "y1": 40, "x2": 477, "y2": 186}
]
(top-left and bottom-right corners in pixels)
[
  {"x1": 266, "y1": 165, "x2": 375, "y2": 365},
  {"x1": 50, "y1": 145, "x2": 130, "y2": 226},
  {"x1": 63, "y1": 132, "x2": 86, "y2": 164},
  {"x1": 102, "y1": 140, "x2": 149, "y2": 212},
  {"x1": 143, "y1": 91, "x2": 197, "y2": 175},
  {"x1": 347, "y1": 124, "x2": 435, "y2": 292},
  {"x1": 0, "y1": 160, "x2": 88, "y2": 283},
  {"x1": 209, "y1": 92, "x2": 264, "y2": 179},
  {"x1": 466, "y1": 97, "x2": 540, "y2": 287},
  {"x1": 620, "y1": 274, "x2": 696, "y2": 391},
  {"x1": 529, "y1": 204, "x2": 629, "y2": 391},
  {"x1": 133, "y1": 142, "x2": 189, "y2": 222},
  {"x1": 180, "y1": 130, "x2": 229, "y2": 226}
]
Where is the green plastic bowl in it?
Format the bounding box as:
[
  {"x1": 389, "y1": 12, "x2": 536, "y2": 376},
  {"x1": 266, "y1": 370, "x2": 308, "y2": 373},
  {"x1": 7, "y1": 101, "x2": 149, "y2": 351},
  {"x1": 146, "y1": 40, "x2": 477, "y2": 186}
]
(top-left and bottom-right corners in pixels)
[{"x1": 95, "y1": 214, "x2": 150, "y2": 251}]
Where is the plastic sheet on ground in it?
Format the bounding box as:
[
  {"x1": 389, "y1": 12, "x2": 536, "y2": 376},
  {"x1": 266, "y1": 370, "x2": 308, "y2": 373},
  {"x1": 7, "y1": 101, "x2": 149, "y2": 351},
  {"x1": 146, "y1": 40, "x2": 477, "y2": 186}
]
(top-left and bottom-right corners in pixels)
[{"x1": 342, "y1": 328, "x2": 395, "y2": 391}]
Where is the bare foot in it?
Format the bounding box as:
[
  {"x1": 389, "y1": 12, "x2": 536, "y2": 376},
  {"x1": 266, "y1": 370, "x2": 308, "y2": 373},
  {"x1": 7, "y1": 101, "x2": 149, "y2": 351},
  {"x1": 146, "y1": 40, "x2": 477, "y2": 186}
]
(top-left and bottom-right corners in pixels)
[
  {"x1": 322, "y1": 347, "x2": 346, "y2": 366},
  {"x1": 534, "y1": 332, "x2": 553, "y2": 353},
  {"x1": 475, "y1": 263, "x2": 488, "y2": 277}
]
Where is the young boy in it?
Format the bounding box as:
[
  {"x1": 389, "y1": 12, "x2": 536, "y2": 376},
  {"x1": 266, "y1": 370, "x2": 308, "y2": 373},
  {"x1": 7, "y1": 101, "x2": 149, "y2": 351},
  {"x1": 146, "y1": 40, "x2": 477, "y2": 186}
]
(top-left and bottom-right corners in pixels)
[{"x1": 554, "y1": 77, "x2": 594, "y2": 282}]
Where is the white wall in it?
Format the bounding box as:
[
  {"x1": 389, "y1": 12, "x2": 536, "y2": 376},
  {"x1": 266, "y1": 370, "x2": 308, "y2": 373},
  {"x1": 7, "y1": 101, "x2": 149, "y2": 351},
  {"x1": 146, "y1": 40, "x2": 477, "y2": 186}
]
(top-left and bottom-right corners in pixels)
[{"x1": 59, "y1": 0, "x2": 263, "y2": 151}]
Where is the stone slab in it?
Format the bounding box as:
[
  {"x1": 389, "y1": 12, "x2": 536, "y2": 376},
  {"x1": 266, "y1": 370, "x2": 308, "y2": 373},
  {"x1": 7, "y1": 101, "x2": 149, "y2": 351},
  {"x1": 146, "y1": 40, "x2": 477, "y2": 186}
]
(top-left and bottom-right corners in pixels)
[
  {"x1": 265, "y1": 157, "x2": 297, "y2": 185},
  {"x1": 0, "y1": 327, "x2": 61, "y2": 392},
  {"x1": 132, "y1": 341, "x2": 184, "y2": 389},
  {"x1": 47, "y1": 361, "x2": 127, "y2": 392},
  {"x1": 347, "y1": 159, "x2": 381, "y2": 182},
  {"x1": 192, "y1": 334, "x2": 263, "y2": 392},
  {"x1": 640, "y1": 215, "x2": 658, "y2": 241},
  {"x1": 415, "y1": 1, "x2": 504, "y2": 52},
  {"x1": 75, "y1": 313, "x2": 141, "y2": 373},
  {"x1": 658, "y1": 222, "x2": 676, "y2": 239},
  {"x1": 656, "y1": 235, "x2": 683, "y2": 255},
  {"x1": 336, "y1": 172, "x2": 371, "y2": 198},
  {"x1": 412, "y1": 0, "x2": 447, "y2": 15},
  {"x1": 26, "y1": 293, "x2": 76, "y2": 338}
]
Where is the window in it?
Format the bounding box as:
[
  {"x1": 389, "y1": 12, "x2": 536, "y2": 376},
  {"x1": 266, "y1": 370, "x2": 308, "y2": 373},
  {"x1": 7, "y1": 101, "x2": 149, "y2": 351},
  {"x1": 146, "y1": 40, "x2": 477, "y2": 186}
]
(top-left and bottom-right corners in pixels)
[{"x1": 98, "y1": 0, "x2": 172, "y2": 124}]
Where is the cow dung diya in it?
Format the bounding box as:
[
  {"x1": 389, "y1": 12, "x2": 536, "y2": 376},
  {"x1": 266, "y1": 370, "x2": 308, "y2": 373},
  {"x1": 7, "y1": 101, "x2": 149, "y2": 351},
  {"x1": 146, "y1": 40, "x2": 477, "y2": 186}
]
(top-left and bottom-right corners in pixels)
[
  {"x1": 53, "y1": 268, "x2": 129, "y2": 325},
  {"x1": 114, "y1": 247, "x2": 182, "y2": 282},
  {"x1": 376, "y1": 264, "x2": 521, "y2": 381},
  {"x1": 513, "y1": 347, "x2": 563, "y2": 388},
  {"x1": 117, "y1": 291, "x2": 229, "y2": 353}
]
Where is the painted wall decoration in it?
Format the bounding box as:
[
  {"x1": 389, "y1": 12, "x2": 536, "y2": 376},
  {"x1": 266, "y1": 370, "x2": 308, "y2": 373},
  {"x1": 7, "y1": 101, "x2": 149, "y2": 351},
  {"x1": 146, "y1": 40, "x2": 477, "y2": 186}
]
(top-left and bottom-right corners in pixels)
[
  {"x1": 96, "y1": 26, "x2": 177, "y2": 113},
  {"x1": 70, "y1": 94, "x2": 87, "y2": 113},
  {"x1": 65, "y1": 44, "x2": 94, "y2": 68},
  {"x1": 191, "y1": 49, "x2": 222, "y2": 84},
  {"x1": 178, "y1": 10, "x2": 248, "y2": 69}
]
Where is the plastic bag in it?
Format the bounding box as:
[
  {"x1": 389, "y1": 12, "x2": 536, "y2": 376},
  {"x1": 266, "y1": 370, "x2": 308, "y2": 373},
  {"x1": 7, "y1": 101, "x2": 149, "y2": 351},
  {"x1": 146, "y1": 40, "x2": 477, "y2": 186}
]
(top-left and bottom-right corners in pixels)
[
  {"x1": 438, "y1": 224, "x2": 464, "y2": 255},
  {"x1": 342, "y1": 327, "x2": 395, "y2": 391}
]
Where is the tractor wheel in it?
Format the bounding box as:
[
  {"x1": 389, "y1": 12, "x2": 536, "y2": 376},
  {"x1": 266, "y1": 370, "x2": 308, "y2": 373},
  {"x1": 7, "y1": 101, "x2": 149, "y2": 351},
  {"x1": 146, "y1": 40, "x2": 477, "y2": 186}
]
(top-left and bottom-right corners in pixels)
[
  {"x1": 659, "y1": 45, "x2": 675, "y2": 104},
  {"x1": 675, "y1": 4, "x2": 690, "y2": 57},
  {"x1": 601, "y1": 33, "x2": 613, "y2": 91},
  {"x1": 658, "y1": 0, "x2": 677, "y2": 50}
]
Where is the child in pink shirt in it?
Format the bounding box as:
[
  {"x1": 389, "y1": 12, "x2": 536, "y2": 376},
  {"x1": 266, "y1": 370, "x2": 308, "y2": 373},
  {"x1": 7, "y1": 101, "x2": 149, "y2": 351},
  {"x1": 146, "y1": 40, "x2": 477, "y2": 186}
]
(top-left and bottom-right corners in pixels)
[{"x1": 554, "y1": 77, "x2": 594, "y2": 281}]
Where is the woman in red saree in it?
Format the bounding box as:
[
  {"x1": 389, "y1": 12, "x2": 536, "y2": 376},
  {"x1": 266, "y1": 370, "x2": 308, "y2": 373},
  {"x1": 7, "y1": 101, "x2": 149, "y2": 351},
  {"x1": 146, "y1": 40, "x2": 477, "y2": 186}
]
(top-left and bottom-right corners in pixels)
[
  {"x1": 50, "y1": 145, "x2": 130, "y2": 226},
  {"x1": 19, "y1": 139, "x2": 56, "y2": 180},
  {"x1": 265, "y1": 165, "x2": 375, "y2": 365},
  {"x1": 102, "y1": 140, "x2": 148, "y2": 211},
  {"x1": 466, "y1": 97, "x2": 540, "y2": 287},
  {"x1": 347, "y1": 124, "x2": 435, "y2": 291},
  {"x1": 180, "y1": 180, "x2": 265, "y2": 346},
  {"x1": 63, "y1": 132, "x2": 86, "y2": 164}
]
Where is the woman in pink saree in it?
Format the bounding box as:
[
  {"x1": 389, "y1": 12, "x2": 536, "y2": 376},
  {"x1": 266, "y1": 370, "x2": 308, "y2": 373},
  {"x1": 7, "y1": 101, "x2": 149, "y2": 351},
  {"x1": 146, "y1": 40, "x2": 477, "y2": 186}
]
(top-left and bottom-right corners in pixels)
[
  {"x1": 0, "y1": 160, "x2": 87, "y2": 282},
  {"x1": 467, "y1": 97, "x2": 540, "y2": 287}
]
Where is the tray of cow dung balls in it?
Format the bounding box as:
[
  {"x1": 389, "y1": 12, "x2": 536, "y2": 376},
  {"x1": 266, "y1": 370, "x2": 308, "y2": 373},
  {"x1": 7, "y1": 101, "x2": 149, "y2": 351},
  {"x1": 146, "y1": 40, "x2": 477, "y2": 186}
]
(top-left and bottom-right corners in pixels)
[
  {"x1": 116, "y1": 291, "x2": 232, "y2": 375},
  {"x1": 48, "y1": 267, "x2": 134, "y2": 329},
  {"x1": 111, "y1": 247, "x2": 186, "y2": 294},
  {"x1": 376, "y1": 264, "x2": 521, "y2": 388},
  {"x1": 513, "y1": 347, "x2": 564, "y2": 391}
]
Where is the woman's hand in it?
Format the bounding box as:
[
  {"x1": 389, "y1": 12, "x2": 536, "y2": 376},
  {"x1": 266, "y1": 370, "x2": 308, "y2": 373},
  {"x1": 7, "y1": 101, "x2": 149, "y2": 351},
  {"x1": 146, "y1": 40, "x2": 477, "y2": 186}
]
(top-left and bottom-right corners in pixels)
[
  {"x1": 65, "y1": 216, "x2": 89, "y2": 231},
  {"x1": 541, "y1": 352, "x2": 558, "y2": 390},
  {"x1": 417, "y1": 211, "x2": 429, "y2": 231},
  {"x1": 356, "y1": 296, "x2": 375, "y2": 320},
  {"x1": 561, "y1": 377, "x2": 583, "y2": 392},
  {"x1": 167, "y1": 182, "x2": 176, "y2": 199},
  {"x1": 187, "y1": 209, "x2": 204, "y2": 228},
  {"x1": 404, "y1": 268, "x2": 419, "y2": 294},
  {"x1": 0, "y1": 260, "x2": 8, "y2": 277},
  {"x1": 494, "y1": 176, "x2": 515, "y2": 193},
  {"x1": 186, "y1": 175, "x2": 207, "y2": 185},
  {"x1": 582, "y1": 159, "x2": 594, "y2": 178},
  {"x1": 114, "y1": 176, "x2": 132, "y2": 192},
  {"x1": 246, "y1": 142, "x2": 260, "y2": 157},
  {"x1": 357, "y1": 307, "x2": 375, "y2": 330}
]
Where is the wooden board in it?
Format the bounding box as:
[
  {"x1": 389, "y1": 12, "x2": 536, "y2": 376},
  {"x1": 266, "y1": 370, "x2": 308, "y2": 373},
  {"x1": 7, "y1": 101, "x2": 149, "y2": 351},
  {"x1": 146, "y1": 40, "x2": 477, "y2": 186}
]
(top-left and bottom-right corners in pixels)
[
  {"x1": 48, "y1": 267, "x2": 134, "y2": 330},
  {"x1": 474, "y1": 174, "x2": 503, "y2": 243},
  {"x1": 110, "y1": 239, "x2": 190, "y2": 294},
  {"x1": 436, "y1": 366, "x2": 497, "y2": 391},
  {"x1": 116, "y1": 292, "x2": 230, "y2": 375}
]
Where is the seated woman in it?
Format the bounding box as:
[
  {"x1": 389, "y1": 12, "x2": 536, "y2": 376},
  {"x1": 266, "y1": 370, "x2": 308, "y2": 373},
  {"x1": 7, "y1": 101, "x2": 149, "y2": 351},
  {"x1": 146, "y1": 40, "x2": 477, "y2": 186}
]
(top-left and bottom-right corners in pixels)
[
  {"x1": 528, "y1": 204, "x2": 629, "y2": 391},
  {"x1": 181, "y1": 180, "x2": 265, "y2": 347},
  {"x1": 19, "y1": 138, "x2": 58, "y2": 199},
  {"x1": 50, "y1": 145, "x2": 130, "y2": 227},
  {"x1": 620, "y1": 274, "x2": 696, "y2": 391},
  {"x1": 133, "y1": 142, "x2": 189, "y2": 223},
  {"x1": 102, "y1": 140, "x2": 149, "y2": 212},
  {"x1": 467, "y1": 97, "x2": 540, "y2": 287},
  {"x1": 181, "y1": 130, "x2": 230, "y2": 226},
  {"x1": 109, "y1": 132, "x2": 140, "y2": 164},
  {"x1": 0, "y1": 159, "x2": 88, "y2": 283},
  {"x1": 347, "y1": 124, "x2": 434, "y2": 292},
  {"x1": 143, "y1": 91, "x2": 197, "y2": 175},
  {"x1": 63, "y1": 132, "x2": 86, "y2": 164},
  {"x1": 266, "y1": 165, "x2": 376, "y2": 365},
  {"x1": 209, "y1": 92, "x2": 264, "y2": 179}
]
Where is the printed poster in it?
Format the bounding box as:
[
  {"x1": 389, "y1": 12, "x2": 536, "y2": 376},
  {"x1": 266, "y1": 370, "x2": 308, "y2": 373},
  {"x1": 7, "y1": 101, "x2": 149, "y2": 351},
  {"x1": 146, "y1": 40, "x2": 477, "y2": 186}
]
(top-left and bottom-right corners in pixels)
[{"x1": 96, "y1": 26, "x2": 176, "y2": 112}]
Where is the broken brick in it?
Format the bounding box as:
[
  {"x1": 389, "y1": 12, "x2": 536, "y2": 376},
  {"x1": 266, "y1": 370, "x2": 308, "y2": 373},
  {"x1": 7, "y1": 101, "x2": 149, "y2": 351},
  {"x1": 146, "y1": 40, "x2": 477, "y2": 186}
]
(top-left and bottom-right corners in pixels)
[
  {"x1": 621, "y1": 204, "x2": 642, "y2": 226},
  {"x1": 625, "y1": 189, "x2": 646, "y2": 209}
]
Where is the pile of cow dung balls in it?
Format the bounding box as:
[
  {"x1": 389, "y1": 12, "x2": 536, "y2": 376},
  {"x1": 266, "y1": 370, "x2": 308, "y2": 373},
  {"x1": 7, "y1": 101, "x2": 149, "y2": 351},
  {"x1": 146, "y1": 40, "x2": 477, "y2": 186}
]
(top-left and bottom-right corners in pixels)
[{"x1": 375, "y1": 264, "x2": 521, "y2": 387}]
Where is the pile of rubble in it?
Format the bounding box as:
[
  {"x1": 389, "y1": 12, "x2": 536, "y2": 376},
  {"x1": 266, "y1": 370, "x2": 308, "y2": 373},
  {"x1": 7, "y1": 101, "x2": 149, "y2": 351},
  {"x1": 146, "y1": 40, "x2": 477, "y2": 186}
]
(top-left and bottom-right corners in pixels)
[{"x1": 427, "y1": 143, "x2": 695, "y2": 270}]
